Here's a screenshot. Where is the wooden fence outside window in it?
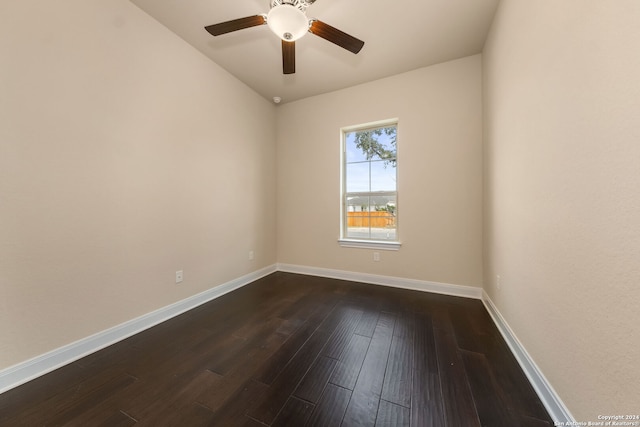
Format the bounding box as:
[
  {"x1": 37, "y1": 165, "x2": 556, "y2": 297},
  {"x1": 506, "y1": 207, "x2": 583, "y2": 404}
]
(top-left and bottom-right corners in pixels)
[{"x1": 347, "y1": 211, "x2": 396, "y2": 228}]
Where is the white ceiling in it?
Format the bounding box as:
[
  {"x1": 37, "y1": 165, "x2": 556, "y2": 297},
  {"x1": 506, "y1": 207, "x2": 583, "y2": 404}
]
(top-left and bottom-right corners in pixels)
[{"x1": 131, "y1": 0, "x2": 499, "y2": 104}]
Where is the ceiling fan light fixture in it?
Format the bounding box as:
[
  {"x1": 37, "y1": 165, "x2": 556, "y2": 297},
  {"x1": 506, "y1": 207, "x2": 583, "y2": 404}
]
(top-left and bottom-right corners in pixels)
[
  {"x1": 205, "y1": 0, "x2": 365, "y2": 75},
  {"x1": 266, "y1": 4, "x2": 309, "y2": 41}
]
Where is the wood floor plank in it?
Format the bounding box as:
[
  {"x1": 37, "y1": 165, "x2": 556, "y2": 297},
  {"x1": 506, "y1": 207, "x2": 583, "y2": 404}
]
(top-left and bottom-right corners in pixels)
[
  {"x1": 354, "y1": 309, "x2": 380, "y2": 337},
  {"x1": 228, "y1": 292, "x2": 293, "y2": 340},
  {"x1": 248, "y1": 304, "x2": 350, "y2": 425},
  {"x1": 118, "y1": 340, "x2": 194, "y2": 382},
  {"x1": 306, "y1": 383, "x2": 351, "y2": 427},
  {"x1": 484, "y1": 332, "x2": 552, "y2": 420},
  {"x1": 276, "y1": 317, "x2": 306, "y2": 337},
  {"x1": 95, "y1": 410, "x2": 138, "y2": 427},
  {"x1": 277, "y1": 287, "x2": 329, "y2": 322},
  {"x1": 411, "y1": 396, "x2": 446, "y2": 427},
  {"x1": 411, "y1": 311, "x2": 445, "y2": 427},
  {"x1": 461, "y1": 350, "x2": 519, "y2": 426},
  {"x1": 135, "y1": 402, "x2": 216, "y2": 427},
  {"x1": 242, "y1": 417, "x2": 270, "y2": 427},
  {"x1": 449, "y1": 304, "x2": 486, "y2": 353},
  {"x1": 252, "y1": 300, "x2": 336, "y2": 385},
  {"x1": 40, "y1": 374, "x2": 137, "y2": 426},
  {"x1": 121, "y1": 316, "x2": 283, "y2": 420},
  {"x1": 2, "y1": 366, "x2": 137, "y2": 426},
  {"x1": 520, "y1": 414, "x2": 554, "y2": 426},
  {"x1": 392, "y1": 308, "x2": 415, "y2": 339},
  {"x1": 207, "y1": 334, "x2": 252, "y2": 375},
  {"x1": 120, "y1": 369, "x2": 219, "y2": 425},
  {"x1": 206, "y1": 379, "x2": 268, "y2": 426},
  {"x1": 195, "y1": 326, "x2": 288, "y2": 413},
  {"x1": 209, "y1": 317, "x2": 286, "y2": 375},
  {"x1": 0, "y1": 362, "x2": 87, "y2": 424},
  {"x1": 329, "y1": 333, "x2": 370, "y2": 390},
  {"x1": 294, "y1": 356, "x2": 337, "y2": 404},
  {"x1": 321, "y1": 306, "x2": 364, "y2": 359},
  {"x1": 342, "y1": 312, "x2": 396, "y2": 427},
  {"x1": 271, "y1": 396, "x2": 315, "y2": 427},
  {"x1": 381, "y1": 334, "x2": 413, "y2": 408},
  {"x1": 375, "y1": 399, "x2": 410, "y2": 427},
  {"x1": 120, "y1": 330, "x2": 257, "y2": 418},
  {"x1": 433, "y1": 325, "x2": 481, "y2": 427},
  {"x1": 413, "y1": 312, "x2": 439, "y2": 375}
]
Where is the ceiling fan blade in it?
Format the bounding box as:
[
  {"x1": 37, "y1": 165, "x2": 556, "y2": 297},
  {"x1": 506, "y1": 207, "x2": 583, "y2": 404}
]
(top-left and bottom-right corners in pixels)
[
  {"x1": 309, "y1": 19, "x2": 365, "y2": 54},
  {"x1": 204, "y1": 15, "x2": 266, "y2": 36},
  {"x1": 282, "y1": 40, "x2": 296, "y2": 74}
]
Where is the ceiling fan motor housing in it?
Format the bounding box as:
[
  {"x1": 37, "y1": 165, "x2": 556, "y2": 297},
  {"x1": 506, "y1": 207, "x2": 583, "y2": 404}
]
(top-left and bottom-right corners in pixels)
[{"x1": 270, "y1": 0, "x2": 316, "y2": 12}]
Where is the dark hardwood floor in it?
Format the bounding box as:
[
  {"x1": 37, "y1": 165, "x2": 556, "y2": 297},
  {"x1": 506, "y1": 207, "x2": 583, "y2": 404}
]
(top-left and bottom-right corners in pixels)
[{"x1": 0, "y1": 272, "x2": 553, "y2": 426}]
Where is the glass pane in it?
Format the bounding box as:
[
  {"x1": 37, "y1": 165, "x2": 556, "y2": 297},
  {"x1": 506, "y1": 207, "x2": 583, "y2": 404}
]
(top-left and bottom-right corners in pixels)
[
  {"x1": 369, "y1": 194, "x2": 397, "y2": 241},
  {"x1": 345, "y1": 194, "x2": 397, "y2": 241},
  {"x1": 345, "y1": 195, "x2": 370, "y2": 213},
  {"x1": 345, "y1": 132, "x2": 368, "y2": 162},
  {"x1": 345, "y1": 195, "x2": 370, "y2": 239},
  {"x1": 371, "y1": 127, "x2": 396, "y2": 162},
  {"x1": 346, "y1": 126, "x2": 397, "y2": 162},
  {"x1": 346, "y1": 162, "x2": 369, "y2": 192},
  {"x1": 370, "y1": 160, "x2": 396, "y2": 192}
]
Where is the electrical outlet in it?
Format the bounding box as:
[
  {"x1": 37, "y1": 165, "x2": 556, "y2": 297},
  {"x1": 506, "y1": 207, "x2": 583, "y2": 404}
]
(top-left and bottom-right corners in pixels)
[
  {"x1": 496, "y1": 275, "x2": 501, "y2": 290},
  {"x1": 249, "y1": 250, "x2": 254, "y2": 261},
  {"x1": 176, "y1": 270, "x2": 183, "y2": 284},
  {"x1": 373, "y1": 252, "x2": 380, "y2": 262}
]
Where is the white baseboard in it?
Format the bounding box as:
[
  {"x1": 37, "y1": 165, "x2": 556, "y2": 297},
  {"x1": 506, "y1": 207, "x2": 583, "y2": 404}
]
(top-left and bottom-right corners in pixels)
[
  {"x1": 0, "y1": 264, "x2": 277, "y2": 395},
  {"x1": 276, "y1": 263, "x2": 483, "y2": 299},
  {"x1": 482, "y1": 291, "x2": 574, "y2": 424}
]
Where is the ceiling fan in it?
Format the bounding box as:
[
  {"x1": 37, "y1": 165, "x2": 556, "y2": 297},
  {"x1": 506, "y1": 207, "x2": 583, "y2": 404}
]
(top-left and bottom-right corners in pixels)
[{"x1": 204, "y1": 0, "x2": 365, "y2": 75}]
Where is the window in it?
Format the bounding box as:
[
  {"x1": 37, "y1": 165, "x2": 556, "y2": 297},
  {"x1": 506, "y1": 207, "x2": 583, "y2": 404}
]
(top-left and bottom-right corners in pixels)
[{"x1": 340, "y1": 120, "x2": 400, "y2": 249}]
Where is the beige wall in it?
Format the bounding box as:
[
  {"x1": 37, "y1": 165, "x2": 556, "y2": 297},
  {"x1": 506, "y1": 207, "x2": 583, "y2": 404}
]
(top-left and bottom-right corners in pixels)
[
  {"x1": 277, "y1": 55, "x2": 483, "y2": 287},
  {"x1": 483, "y1": 0, "x2": 640, "y2": 420},
  {"x1": 0, "y1": 0, "x2": 277, "y2": 370},
  {"x1": 7, "y1": 1, "x2": 636, "y2": 418}
]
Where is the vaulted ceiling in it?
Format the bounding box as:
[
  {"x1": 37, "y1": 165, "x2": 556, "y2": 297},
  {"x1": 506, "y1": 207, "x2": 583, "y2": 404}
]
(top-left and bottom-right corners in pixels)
[{"x1": 131, "y1": 0, "x2": 500, "y2": 103}]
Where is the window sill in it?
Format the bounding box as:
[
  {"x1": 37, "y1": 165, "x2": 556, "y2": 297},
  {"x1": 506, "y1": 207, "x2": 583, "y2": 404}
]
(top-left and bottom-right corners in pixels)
[{"x1": 338, "y1": 239, "x2": 401, "y2": 251}]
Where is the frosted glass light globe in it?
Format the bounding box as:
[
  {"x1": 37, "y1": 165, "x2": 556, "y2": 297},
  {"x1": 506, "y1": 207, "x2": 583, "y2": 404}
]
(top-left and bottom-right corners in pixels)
[{"x1": 267, "y1": 4, "x2": 309, "y2": 41}]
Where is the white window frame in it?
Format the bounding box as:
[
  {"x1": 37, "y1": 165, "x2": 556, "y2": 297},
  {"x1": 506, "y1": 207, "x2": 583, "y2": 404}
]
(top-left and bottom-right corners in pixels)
[{"x1": 339, "y1": 119, "x2": 401, "y2": 251}]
